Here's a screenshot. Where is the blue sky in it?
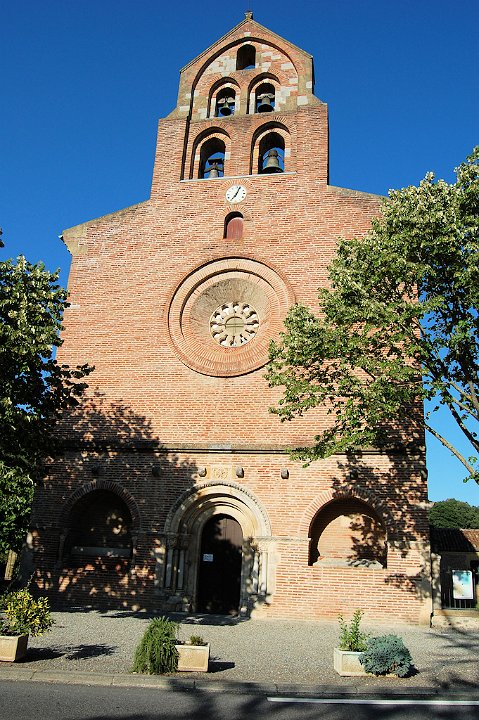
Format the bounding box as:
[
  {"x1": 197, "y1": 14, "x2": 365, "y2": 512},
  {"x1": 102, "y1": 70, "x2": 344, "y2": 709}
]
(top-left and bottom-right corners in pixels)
[{"x1": 1, "y1": 0, "x2": 478, "y2": 503}]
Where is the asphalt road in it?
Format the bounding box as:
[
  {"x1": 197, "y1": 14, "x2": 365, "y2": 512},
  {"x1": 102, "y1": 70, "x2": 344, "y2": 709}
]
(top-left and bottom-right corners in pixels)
[{"x1": 1, "y1": 682, "x2": 479, "y2": 720}]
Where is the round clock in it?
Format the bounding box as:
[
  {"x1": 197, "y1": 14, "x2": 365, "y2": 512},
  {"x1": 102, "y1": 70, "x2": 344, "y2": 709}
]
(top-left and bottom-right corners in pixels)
[{"x1": 226, "y1": 185, "x2": 247, "y2": 204}]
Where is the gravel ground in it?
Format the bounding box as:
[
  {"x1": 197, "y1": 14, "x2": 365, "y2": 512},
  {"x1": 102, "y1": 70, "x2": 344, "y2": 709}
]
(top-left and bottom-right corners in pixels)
[{"x1": 6, "y1": 611, "x2": 479, "y2": 689}]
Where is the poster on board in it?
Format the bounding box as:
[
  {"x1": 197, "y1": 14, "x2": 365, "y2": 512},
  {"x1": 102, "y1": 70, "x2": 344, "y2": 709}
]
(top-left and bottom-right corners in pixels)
[{"x1": 452, "y1": 570, "x2": 474, "y2": 600}]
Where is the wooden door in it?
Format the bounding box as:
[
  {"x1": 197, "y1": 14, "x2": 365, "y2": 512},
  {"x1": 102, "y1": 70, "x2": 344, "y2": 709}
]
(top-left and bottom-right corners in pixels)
[{"x1": 197, "y1": 515, "x2": 243, "y2": 615}]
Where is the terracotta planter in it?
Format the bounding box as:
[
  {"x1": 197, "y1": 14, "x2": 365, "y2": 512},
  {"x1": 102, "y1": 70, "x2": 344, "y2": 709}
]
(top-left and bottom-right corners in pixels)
[
  {"x1": 175, "y1": 644, "x2": 210, "y2": 672},
  {"x1": 0, "y1": 634, "x2": 29, "y2": 662},
  {"x1": 333, "y1": 647, "x2": 368, "y2": 676}
]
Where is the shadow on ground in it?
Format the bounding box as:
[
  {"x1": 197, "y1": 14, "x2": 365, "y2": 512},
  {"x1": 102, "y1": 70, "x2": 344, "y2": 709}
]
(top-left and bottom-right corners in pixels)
[{"x1": 22, "y1": 643, "x2": 117, "y2": 663}]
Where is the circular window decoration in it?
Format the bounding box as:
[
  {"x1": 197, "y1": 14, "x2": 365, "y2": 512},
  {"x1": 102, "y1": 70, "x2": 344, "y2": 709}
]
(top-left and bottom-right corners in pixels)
[
  {"x1": 210, "y1": 301, "x2": 259, "y2": 347},
  {"x1": 167, "y1": 257, "x2": 295, "y2": 377}
]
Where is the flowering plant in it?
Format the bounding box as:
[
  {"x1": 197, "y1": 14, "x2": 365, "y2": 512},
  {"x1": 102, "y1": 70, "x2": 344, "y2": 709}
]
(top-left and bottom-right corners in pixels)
[{"x1": 0, "y1": 589, "x2": 54, "y2": 636}]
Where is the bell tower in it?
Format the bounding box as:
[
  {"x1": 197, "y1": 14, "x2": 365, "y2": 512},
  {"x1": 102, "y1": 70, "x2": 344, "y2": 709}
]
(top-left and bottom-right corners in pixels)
[
  {"x1": 34, "y1": 14, "x2": 431, "y2": 624},
  {"x1": 151, "y1": 11, "x2": 328, "y2": 192}
]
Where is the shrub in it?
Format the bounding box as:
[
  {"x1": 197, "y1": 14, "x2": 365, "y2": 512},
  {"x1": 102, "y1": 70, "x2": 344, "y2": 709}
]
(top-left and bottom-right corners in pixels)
[
  {"x1": 132, "y1": 617, "x2": 179, "y2": 674},
  {"x1": 360, "y1": 634, "x2": 414, "y2": 677},
  {"x1": 338, "y1": 609, "x2": 369, "y2": 652},
  {"x1": 0, "y1": 589, "x2": 54, "y2": 637},
  {"x1": 188, "y1": 635, "x2": 206, "y2": 646}
]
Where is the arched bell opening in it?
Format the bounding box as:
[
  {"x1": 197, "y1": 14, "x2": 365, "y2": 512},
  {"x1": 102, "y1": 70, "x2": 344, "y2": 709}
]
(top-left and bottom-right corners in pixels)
[
  {"x1": 236, "y1": 43, "x2": 256, "y2": 70},
  {"x1": 63, "y1": 489, "x2": 133, "y2": 561},
  {"x1": 207, "y1": 79, "x2": 240, "y2": 119},
  {"x1": 199, "y1": 137, "x2": 225, "y2": 179},
  {"x1": 215, "y1": 87, "x2": 236, "y2": 117},
  {"x1": 255, "y1": 82, "x2": 276, "y2": 113},
  {"x1": 308, "y1": 498, "x2": 387, "y2": 568},
  {"x1": 224, "y1": 212, "x2": 244, "y2": 239},
  {"x1": 258, "y1": 132, "x2": 285, "y2": 174},
  {"x1": 247, "y1": 73, "x2": 280, "y2": 115}
]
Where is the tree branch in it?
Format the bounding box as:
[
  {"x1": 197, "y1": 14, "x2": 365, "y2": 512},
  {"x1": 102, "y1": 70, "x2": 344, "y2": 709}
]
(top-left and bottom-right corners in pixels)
[{"x1": 425, "y1": 422, "x2": 477, "y2": 477}]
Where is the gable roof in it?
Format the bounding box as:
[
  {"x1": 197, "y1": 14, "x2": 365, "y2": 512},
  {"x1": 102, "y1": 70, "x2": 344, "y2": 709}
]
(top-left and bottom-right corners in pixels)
[
  {"x1": 430, "y1": 527, "x2": 479, "y2": 552},
  {"x1": 181, "y1": 14, "x2": 312, "y2": 73}
]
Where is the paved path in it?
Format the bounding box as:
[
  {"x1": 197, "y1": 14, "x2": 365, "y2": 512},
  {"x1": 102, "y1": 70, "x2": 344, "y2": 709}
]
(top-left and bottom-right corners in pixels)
[{"x1": 0, "y1": 610, "x2": 478, "y2": 696}]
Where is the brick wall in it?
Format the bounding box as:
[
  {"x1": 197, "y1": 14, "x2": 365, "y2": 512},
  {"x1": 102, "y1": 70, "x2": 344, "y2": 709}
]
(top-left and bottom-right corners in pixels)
[{"x1": 31, "y1": 15, "x2": 431, "y2": 623}]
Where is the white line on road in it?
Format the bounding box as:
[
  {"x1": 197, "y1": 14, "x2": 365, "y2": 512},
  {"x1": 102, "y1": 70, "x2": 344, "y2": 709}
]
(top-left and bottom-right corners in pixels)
[{"x1": 267, "y1": 697, "x2": 479, "y2": 706}]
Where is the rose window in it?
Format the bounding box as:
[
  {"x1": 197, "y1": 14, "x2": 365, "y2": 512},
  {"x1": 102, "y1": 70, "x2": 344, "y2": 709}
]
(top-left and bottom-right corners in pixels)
[
  {"x1": 167, "y1": 258, "x2": 295, "y2": 376},
  {"x1": 210, "y1": 301, "x2": 259, "y2": 347}
]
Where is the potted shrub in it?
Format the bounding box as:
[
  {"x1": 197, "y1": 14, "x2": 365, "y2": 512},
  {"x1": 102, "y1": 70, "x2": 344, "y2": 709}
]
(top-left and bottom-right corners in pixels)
[
  {"x1": 360, "y1": 634, "x2": 414, "y2": 677},
  {"x1": 0, "y1": 588, "x2": 54, "y2": 662},
  {"x1": 132, "y1": 618, "x2": 210, "y2": 674},
  {"x1": 175, "y1": 634, "x2": 209, "y2": 673},
  {"x1": 132, "y1": 617, "x2": 179, "y2": 674},
  {"x1": 333, "y1": 609, "x2": 369, "y2": 676}
]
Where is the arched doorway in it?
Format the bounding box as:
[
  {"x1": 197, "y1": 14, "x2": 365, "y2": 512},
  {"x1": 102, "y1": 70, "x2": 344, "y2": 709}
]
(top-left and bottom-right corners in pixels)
[
  {"x1": 162, "y1": 481, "x2": 273, "y2": 615},
  {"x1": 197, "y1": 514, "x2": 243, "y2": 614}
]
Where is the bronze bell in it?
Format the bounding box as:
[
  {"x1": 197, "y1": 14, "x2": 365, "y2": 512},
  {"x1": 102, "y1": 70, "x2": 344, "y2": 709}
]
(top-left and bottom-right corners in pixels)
[
  {"x1": 257, "y1": 92, "x2": 274, "y2": 113},
  {"x1": 217, "y1": 97, "x2": 235, "y2": 116},
  {"x1": 206, "y1": 160, "x2": 223, "y2": 178},
  {"x1": 262, "y1": 149, "x2": 282, "y2": 174}
]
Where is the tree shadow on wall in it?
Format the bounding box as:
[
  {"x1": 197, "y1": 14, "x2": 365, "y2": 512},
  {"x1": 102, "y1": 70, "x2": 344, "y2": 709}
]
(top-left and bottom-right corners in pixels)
[
  {"x1": 322, "y1": 444, "x2": 432, "y2": 607},
  {"x1": 29, "y1": 391, "x2": 199, "y2": 612}
]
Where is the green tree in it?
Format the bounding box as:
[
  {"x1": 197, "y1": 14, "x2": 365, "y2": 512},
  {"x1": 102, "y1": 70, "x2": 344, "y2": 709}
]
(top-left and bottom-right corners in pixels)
[
  {"x1": 429, "y1": 498, "x2": 479, "y2": 528},
  {"x1": 267, "y1": 148, "x2": 479, "y2": 482},
  {"x1": 0, "y1": 245, "x2": 93, "y2": 555}
]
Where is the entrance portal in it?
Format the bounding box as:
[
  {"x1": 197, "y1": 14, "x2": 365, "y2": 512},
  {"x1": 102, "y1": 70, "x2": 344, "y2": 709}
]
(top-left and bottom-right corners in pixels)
[{"x1": 197, "y1": 514, "x2": 243, "y2": 614}]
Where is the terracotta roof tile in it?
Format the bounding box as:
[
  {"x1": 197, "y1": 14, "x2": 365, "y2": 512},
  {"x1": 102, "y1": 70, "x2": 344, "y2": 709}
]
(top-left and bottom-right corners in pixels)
[{"x1": 430, "y1": 527, "x2": 479, "y2": 552}]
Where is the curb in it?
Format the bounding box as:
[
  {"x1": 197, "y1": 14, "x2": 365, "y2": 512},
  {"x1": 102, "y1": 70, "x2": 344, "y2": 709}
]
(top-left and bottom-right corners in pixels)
[{"x1": 1, "y1": 668, "x2": 479, "y2": 700}]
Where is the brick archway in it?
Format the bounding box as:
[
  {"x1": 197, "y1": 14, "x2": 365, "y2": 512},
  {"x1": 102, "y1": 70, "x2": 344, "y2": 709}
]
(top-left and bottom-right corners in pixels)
[
  {"x1": 298, "y1": 485, "x2": 395, "y2": 538},
  {"x1": 161, "y1": 482, "x2": 272, "y2": 615},
  {"x1": 59, "y1": 479, "x2": 141, "y2": 531}
]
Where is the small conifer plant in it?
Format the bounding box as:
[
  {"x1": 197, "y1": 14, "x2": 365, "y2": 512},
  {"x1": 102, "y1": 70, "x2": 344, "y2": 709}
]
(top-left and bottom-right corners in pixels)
[
  {"x1": 360, "y1": 634, "x2": 414, "y2": 677},
  {"x1": 132, "y1": 617, "x2": 179, "y2": 674}
]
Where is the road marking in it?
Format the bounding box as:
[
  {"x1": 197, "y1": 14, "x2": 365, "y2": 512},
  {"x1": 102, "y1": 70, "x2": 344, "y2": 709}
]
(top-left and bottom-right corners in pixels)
[{"x1": 267, "y1": 697, "x2": 479, "y2": 706}]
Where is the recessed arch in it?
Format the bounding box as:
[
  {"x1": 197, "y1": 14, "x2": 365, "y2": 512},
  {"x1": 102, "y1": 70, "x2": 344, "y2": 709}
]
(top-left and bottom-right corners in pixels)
[
  {"x1": 162, "y1": 481, "x2": 272, "y2": 615},
  {"x1": 308, "y1": 497, "x2": 387, "y2": 568},
  {"x1": 59, "y1": 479, "x2": 141, "y2": 530},
  {"x1": 63, "y1": 488, "x2": 134, "y2": 560},
  {"x1": 298, "y1": 486, "x2": 396, "y2": 538},
  {"x1": 165, "y1": 481, "x2": 272, "y2": 539},
  {"x1": 200, "y1": 137, "x2": 225, "y2": 178},
  {"x1": 258, "y1": 132, "x2": 285, "y2": 173}
]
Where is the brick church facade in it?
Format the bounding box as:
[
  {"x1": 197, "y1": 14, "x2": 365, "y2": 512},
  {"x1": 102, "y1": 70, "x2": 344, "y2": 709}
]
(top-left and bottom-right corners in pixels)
[{"x1": 31, "y1": 15, "x2": 432, "y2": 623}]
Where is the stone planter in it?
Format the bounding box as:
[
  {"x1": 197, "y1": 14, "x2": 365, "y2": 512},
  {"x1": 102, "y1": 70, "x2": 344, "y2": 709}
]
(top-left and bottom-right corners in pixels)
[
  {"x1": 175, "y1": 643, "x2": 210, "y2": 672},
  {"x1": 333, "y1": 647, "x2": 367, "y2": 676},
  {"x1": 0, "y1": 634, "x2": 29, "y2": 662}
]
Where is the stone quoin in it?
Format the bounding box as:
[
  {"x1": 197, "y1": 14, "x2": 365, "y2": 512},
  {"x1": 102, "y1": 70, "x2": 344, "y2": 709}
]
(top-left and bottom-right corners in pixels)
[{"x1": 30, "y1": 14, "x2": 432, "y2": 623}]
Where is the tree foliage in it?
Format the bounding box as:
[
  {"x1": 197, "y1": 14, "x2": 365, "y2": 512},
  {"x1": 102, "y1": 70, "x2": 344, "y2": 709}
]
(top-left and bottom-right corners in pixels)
[
  {"x1": 0, "y1": 250, "x2": 93, "y2": 555},
  {"x1": 429, "y1": 498, "x2": 479, "y2": 529},
  {"x1": 267, "y1": 148, "x2": 479, "y2": 482}
]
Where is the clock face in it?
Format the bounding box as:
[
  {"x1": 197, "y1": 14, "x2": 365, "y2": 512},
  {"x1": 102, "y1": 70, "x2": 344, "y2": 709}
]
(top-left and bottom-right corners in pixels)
[{"x1": 226, "y1": 185, "x2": 247, "y2": 204}]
